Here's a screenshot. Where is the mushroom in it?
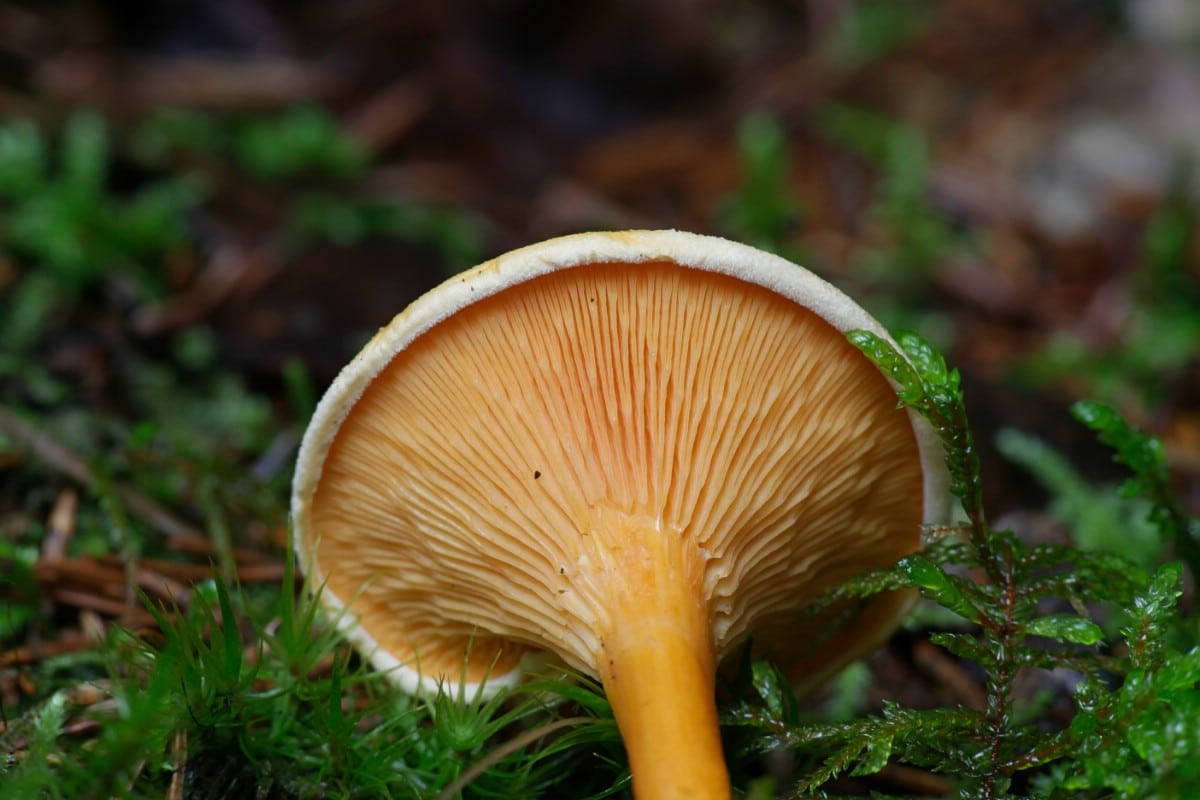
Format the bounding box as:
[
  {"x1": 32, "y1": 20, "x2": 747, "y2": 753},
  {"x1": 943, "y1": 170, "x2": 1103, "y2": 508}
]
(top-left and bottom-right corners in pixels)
[{"x1": 291, "y1": 230, "x2": 952, "y2": 800}]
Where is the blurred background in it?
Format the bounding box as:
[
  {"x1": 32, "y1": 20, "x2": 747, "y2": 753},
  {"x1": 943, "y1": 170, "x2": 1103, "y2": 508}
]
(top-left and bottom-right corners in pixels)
[{"x1": 4, "y1": 1, "x2": 1199, "y2": 502}]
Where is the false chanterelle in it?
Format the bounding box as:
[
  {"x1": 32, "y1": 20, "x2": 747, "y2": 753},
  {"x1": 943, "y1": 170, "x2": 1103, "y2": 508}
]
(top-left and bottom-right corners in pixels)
[{"x1": 291, "y1": 230, "x2": 952, "y2": 800}]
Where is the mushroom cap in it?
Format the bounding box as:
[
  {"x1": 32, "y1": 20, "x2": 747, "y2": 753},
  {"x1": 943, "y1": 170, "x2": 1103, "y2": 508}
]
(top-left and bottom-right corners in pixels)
[{"x1": 291, "y1": 229, "x2": 952, "y2": 698}]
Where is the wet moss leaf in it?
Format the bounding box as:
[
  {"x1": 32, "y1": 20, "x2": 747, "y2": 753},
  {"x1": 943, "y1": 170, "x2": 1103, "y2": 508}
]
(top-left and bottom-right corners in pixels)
[
  {"x1": 751, "y1": 661, "x2": 797, "y2": 725},
  {"x1": 899, "y1": 555, "x2": 980, "y2": 622},
  {"x1": 1026, "y1": 614, "x2": 1104, "y2": 646},
  {"x1": 850, "y1": 732, "x2": 893, "y2": 777}
]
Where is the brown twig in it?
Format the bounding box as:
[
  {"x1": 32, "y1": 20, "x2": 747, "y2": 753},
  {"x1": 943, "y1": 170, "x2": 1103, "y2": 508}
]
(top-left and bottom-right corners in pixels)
[
  {"x1": 912, "y1": 640, "x2": 987, "y2": 711},
  {"x1": 168, "y1": 729, "x2": 187, "y2": 800},
  {"x1": 166, "y1": 535, "x2": 275, "y2": 564},
  {"x1": 875, "y1": 763, "x2": 954, "y2": 796},
  {"x1": 37, "y1": 555, "x2": 192, "y2": 607},
  {"x1": 0, "y1": 404, "x2": 210, "y2": 547},
  {"x1": 46, "y1": 588, "x2": 158, "y2": 627},
  {"x1": 42, "y1": 488, "x2": 78, "y2": 562},
  {"x1": 1, "y1": 633, "x2": 96, "y2": 667}
]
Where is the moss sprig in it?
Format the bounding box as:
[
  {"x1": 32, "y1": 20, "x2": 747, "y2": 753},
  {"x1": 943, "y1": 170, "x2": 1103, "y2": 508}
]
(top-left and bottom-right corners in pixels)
[
  {"x1": 1072, "y1": 400, "x2": 1200, "y2": 581},
  {"x1": 726, "y1": 330, "x2": 1200, "y2": 798}
]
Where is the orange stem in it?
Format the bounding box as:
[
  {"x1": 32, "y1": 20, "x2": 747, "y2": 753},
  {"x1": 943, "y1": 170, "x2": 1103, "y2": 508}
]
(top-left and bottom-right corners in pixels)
[{"x1": 598, "y1": 589, "x2": 729, "y2": 799}]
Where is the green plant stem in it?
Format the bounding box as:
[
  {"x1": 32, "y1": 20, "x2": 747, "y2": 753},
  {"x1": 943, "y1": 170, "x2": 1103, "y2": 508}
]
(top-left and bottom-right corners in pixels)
[
  {"x1": 434, "y1": 716, "x2": 592, "y2": 800},
  {"x1": 981, "y1": 538, "x2": 1017, "y2": 799}
]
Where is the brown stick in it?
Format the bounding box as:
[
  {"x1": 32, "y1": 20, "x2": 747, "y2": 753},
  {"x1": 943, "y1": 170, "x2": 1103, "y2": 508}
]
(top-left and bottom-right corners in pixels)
[{"x1": 0, "y1": 404, "x2": 210, "y2": 546}]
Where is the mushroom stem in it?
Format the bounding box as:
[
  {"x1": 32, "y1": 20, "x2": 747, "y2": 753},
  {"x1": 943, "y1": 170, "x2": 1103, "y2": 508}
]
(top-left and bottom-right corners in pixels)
[
  {"x1": 591, "y1": 524, "x2": 729, "y2": 800},
  {"x1": 601, "y1": 618, "x2": 728, "y2": 799}
]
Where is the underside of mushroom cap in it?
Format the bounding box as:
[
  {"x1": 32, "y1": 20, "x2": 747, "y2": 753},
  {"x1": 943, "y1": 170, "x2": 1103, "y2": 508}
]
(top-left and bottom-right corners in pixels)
[{"x1": 291, "y1": 230, "x2": 952, "y2": 699}]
